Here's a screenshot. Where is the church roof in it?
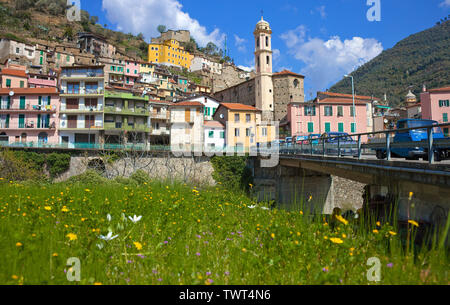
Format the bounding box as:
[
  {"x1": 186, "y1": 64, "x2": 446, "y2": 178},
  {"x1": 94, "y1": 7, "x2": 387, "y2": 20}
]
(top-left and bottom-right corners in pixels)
[{"x1": 273, "y1": 70, "x2": 305, "y2": 78}]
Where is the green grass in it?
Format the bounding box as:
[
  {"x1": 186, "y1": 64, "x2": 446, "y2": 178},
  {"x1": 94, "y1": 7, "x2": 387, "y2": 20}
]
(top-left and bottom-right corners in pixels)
[{"x1": 0, "y1": 179, "x2": 448, "y2": 285}]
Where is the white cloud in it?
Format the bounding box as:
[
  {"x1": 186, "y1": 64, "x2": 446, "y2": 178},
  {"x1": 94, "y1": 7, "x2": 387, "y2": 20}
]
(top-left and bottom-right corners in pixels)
[
  {"x1": 440, "y1": 0, "x2": 450, "y2": 7},
  {"x1": 102, "y1": 0, "x2": 225, "y2": 47},
  {"x1": 234, "y1": 34, "x2": 247, "y2": 53},
  {"x1": 237, "y1": 65, "x2": 254, "y2": 72},
  {"x1": 316, "y1": 6, "x2": 327, "y2": 19},
  {"x1": 281, "y1": 26, "x2": 383, "y2": 93}
]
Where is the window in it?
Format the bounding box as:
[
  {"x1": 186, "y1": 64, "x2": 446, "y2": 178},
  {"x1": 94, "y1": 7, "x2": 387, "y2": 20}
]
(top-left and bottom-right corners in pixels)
[
  {"x1": 439, "y1": 100, "x2": 450, "y2": 107},
  {"x1": 209, "y1": 131, "x2": 214, "y2": 138},
  {"x1": 266, "y1": 36, "x2": 269, "y2": 47},
  {"x1": 337, "y1": 106, "x2": 343, "y2": 117},
  {"x1": 351, "y1": 123, "x2": 356, "y2": 133},
  {"x1": 293, "y1": 79, "x2": 299, "y2": 88},
  {"x1": 246, "y1": 114, "x2": 251, "y2": 122},
  {"x1": 325, "y1": 122, "x2": 331, "y2": 133},
  {"x1": 220, "y1": 131, "x2": 225, "y2": 139},
  {"x1": 266, "y1": 56, "x2": 270, "y2": 65},
  {"x1": 16, "y1": 47, "x2": 20, "y2": 54},
  {"x1": 67, "y1": 83, "x2": 80, "y2": 94},
  {"x1": 66, "y1": 55, "x2": 70, "y2": 62},
  {"x1": 234, "y1": 128, "x2": 240, "y2": 137},
  {"x1": 262, "y1": 128, "x2": 268, "y2": 136},
  {"x1": 350, "y1": 106, "x2": 355, "y2": 117},
  {"x1": 304, "y1": 106, "x2": 316, "y2": 116},
  {"x1": 324, "y1": 106, "x2": 333, "y2": 116},
  {"x1": 338, "y1": 123, "x2": 344, "y2": 132},
  {"x1": 246, "y1": 128, "x2": 251, "y2": 137},
  {"x1": 234, "y1": 114, "x2": 240, "y2": 123},
  {"x1": 444, "y1": 113, "x2": 448, "y2": 123},
  {"x1": 308, "y1": 122, "x2": 314, "y2": 133},
  {"x1": 6, "y1": 79, "x2": 11, "y2": 88},
  {"x1": 19, "y1": 81, "x2": 24, "y2": 88}
]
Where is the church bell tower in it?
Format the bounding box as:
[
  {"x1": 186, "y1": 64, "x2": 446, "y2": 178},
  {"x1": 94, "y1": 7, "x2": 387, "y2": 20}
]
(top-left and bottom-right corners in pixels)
[{"x1": 254, "y1": 16, "x2": 274, "y2": 121}]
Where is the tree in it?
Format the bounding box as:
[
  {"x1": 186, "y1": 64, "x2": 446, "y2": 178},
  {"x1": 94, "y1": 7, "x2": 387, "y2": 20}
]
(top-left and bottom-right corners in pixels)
[
  {"x1": 205, "y1": 42, "x2": 218, "y2": 55},
  {"x1": 137, "y1": 32, "x2": 145, "y2": 40},
  {"x1": 90, "y1": 16, "x2": 99, "y2": 25},
  {"x1": 157, "y1": 25, "x2": 167, "y2": 34}
]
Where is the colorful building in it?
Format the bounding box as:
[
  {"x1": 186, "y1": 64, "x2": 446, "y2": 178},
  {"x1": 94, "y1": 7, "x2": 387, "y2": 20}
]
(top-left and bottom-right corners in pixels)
[
  {"x1": 1, "y1": 68, "x2": 28, "y2": 88},
  {"x1": 0, "y1": 87, "x2": 59, "y2": 145},
  {"x1": 58, "y1": 65, "x2": 105, "y2": 147},
  {"x1": 124, "y1": 60, "x2": 140, "y2": 88},
  {"x1": 148, "y1": 39, "x2": 191, "y2": 69},
  {"x1": 213, "y1": 103, "x2": 274, "y2": 152},
  {"x1": 28, "y1": 73, "x2": 58, "y2": 89},
  {"x1": 169, "y1": 101, "x2": 204, "y2": 152},
  {"x1": 149, "y1": 99, "x2": 172, "y2": 144},
  {"x1": 204, "y1": 120, "x2": 225, "y2": 152},
  {"x1": 421, "y1": 86, "x2": 450, "y2": 136},
  {"x1": 288, "y1": 92, "x2": 376, "y2": 140},
  {"x1": 103, "y1": 88, "x2": 150, "y2": 147}
]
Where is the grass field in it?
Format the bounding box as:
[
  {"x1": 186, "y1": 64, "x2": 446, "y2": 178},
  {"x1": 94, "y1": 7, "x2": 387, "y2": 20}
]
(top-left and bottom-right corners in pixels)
[{"x1": 0, "y1": 178, "x2": 448, "y2": 285}]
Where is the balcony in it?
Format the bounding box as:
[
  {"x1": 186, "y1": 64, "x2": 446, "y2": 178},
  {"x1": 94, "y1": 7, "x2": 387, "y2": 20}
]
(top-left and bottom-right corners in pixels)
[
  {"x1": 104, "y1": 106, "x2": 149, "y2": 116},
  {"x1": 60, "y1": 88, "x2": 104, "y2": 97},
  {"x1": 60, "y1": 73, "x2": 104, "y2": 81},
  {"x1": 0, "y1": 104, "x2": 57, "y2": 113},
  {"x1": 1, "y1": 121, "x2": 56, "y2": 130},
  {"x1": 104, "y1": 122, "x2": 150, "y2": 132},
  {"x1": 152, "y1": 112, "x2": 170, "y2": 120},
  {"x1": 60, "y1": 106, "x2": 103, "y2": 113}
]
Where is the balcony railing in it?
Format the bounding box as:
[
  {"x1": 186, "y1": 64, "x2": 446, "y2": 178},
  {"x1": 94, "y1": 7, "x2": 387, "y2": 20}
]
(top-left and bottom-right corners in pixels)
[
  {"x1": 104, "y1": 106, "x2": 149, "y2": 116},
  {"x1": 60, "y1": 88, "x2": 104, "y2": 95},
  {"x1": 0, "y1": 105, "x2": 56, "y2": 112},
  {"x1": 60, "y1": 106, "x2": 104, "y2": 112},
  {"x1": 1, "y1": 121, "x2": 56, "y2": 129}
]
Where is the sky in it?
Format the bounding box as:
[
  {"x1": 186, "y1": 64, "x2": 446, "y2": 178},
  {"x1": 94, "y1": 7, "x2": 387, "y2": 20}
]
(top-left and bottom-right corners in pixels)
[{"x1": 80, "y1": 0, "x2": 450, "y2": 97}]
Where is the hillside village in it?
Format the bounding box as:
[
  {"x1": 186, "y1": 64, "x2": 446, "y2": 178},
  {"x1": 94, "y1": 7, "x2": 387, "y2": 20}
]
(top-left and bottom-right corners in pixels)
[{"x1": 0, "y1": 9, "x2": 449, "y2": 151}]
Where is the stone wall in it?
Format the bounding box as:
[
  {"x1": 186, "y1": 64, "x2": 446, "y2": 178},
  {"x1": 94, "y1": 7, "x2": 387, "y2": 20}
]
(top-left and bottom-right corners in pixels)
[
  {"x1": 56, "y1": 155, "x2": 216, "y2": 186},
  {"x1": 273, "y1": 75, "x2": 305, "y2": 121}
]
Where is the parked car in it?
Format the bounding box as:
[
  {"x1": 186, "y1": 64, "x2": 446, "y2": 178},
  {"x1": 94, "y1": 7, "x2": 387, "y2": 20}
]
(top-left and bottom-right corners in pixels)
[
  {"x1": 374, "y1": 119, "x2": 449, "y2": 161},
  {"x1": 320, "y1": 132, "x2": 358, "y2": 156},
  {"x1": 295, "y1": 135, "x2": 308, "y2": 144},
  {"x1": 306, "y1": 134, "x2": 321, "y2": 145},
  {"x1": 285, "y1": 137, "x2": 293, "y2": 147}
]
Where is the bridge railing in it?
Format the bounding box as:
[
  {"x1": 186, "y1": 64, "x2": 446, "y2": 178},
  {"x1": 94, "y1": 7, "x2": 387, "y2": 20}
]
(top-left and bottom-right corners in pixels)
[{"x1": 277, "y1": 122, "x2": 450, "y2": 164}]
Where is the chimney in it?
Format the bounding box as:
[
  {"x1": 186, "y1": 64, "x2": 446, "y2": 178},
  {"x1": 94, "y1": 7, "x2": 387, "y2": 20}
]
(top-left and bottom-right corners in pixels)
[{"x1": 422, "y1": 84, "x2": 427, "y2": 92}]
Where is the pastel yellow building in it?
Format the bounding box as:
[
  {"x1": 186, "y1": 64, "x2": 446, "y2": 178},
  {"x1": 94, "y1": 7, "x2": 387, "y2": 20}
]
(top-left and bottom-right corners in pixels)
[
  {"x1": 213, "y1": 103, "x2": 276, "y2": 152},
  {"x1": 148, "y1": 39, "x2": 191, "y2": 69}
]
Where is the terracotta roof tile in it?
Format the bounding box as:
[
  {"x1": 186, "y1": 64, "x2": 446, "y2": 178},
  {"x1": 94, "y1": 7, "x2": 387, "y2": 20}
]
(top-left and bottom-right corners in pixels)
[
  {"x1": 171, "y1": 101, "x2": 203, "y2": 107},
  {"x1": 1, "y1": 68, "x2": 27, "y2": 78},
  {"x1": 318, "y1": 98, "x2": 370, "y2": 105},
  {"x1": 273, "y1": 70, "x2": 305, "y2": 78},
  {"x1": 318, "y1": 91, "x2": 377, "y2": 100},
  {"x1": 427, "y1": 86, "x2": 450, "y2": 93},
  {"x1": 220, "y1": 103, "x2": 260, "y2": 111},
  {"x1": 204, "y1": 120, "x2": 224, "y2": 128},
  {"x1": 0, "y1": 88, "x2": 58, "y2": 94}
]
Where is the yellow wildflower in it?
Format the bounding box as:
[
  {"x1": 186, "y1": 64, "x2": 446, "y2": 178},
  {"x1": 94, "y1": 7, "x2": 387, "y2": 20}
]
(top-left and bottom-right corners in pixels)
[
  {"x1": 16, "y1": 242, "x2": 22, "y2": 247},
  {"x1": 12, "y1": 275, "x2": 18, "y2": 280},
  {"x1": 271, "y1": 233, "x2": 275, "y2": 239},
  {"x1": 242, "y1": 248, "x2": 247, "y2": 252},
  {"x1": 376, "y1": 221, "x2": 381, "y2": 226},
  {"x1": 61, "y1": 206, "x2": 69, "y2": 212},
  {"x1": 52, "y1": 253, "x2": 58, "y2": 257},
  {"x1": 408, "y1": 192, "x2": 413, "y2": 200},
  {"x1": 330, "y1": 237, "x2": 344, "y2": 244},
  {"x1": 342, "y1": 233, "x2": 347, "y2": 238},
  {"x1": 94, "y1": 282, "x2": 102, "y2": 285},
  {"x1": 335, "y1": 215, "x2": 348, "y2": 225},
  {"x1": 66, "y1": 233, "x2": 77, "y2": 241},
  {"x1": 373, "y1": 229, "x2": 379, "y2": 234},
  {"x1": 44, "y1": 206, "x2": 52, "y2": 211},
  {"x1": 389, "y1": 231, "x2": 397, "y2": 236},
  {"x1": 133, "y1": 242, "x2": 143, "y2": 250},
  {"x1": 408, "y1": 220, "x2": 419, "y2": 227}
]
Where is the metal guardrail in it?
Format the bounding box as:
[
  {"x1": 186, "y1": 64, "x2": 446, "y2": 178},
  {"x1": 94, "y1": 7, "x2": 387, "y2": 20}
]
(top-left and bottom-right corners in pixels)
[{"x1": 278, "y1": 122, "x2": 450, "y2": 164}]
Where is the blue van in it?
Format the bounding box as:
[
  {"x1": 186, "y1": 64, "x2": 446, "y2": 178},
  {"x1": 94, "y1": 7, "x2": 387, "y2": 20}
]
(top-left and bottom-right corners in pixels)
[{"x1": 375, "y1": 119, "x2": 449, "y2": 161}]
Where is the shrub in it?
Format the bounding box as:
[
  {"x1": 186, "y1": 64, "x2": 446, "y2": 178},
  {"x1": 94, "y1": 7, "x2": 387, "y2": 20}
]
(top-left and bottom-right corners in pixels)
[
  {"x1": 46, "y1": 153, "x2": 71, "y2": 178},
  {"x1": 113, "y1": 176, "x2": 137, "y2": 186},
  {"x1": 66, "y1": 170, "x2": 107, "y2": 185},
  {"x1": 210, "y1": 156, "x2": 252, "y2": 191},
  {"x1": 0, "y1": 150, "x2": 44, "y2": 181},
  {"x1": 130, "y1": 170, "x2": 150, "y2": 185}
]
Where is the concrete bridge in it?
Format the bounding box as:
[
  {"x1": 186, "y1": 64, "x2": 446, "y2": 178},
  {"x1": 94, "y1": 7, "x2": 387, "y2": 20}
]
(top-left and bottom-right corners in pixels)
[{"x1": 250, "y1": 153, "x2": 450, "y2": 226}]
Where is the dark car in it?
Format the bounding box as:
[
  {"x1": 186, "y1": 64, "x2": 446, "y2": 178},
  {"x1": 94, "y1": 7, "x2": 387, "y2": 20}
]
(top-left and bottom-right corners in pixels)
[{"x1": 320, "y1": 132, "x2": 358, "y2": 156}]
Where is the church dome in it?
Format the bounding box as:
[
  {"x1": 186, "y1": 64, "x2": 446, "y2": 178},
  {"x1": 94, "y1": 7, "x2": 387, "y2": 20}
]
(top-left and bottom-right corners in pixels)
[
  {"x1": 255, "y1": 17, "x2": 271, "y2": 32},
  {"x1": 406, "y1": 90, "x2": 416, "y2": 98}
]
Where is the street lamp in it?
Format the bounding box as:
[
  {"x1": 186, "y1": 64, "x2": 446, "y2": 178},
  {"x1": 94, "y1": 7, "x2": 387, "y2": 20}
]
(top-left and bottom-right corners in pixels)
[{"x1": 344, "y1": 74, "x2": 356, "y2": 134}]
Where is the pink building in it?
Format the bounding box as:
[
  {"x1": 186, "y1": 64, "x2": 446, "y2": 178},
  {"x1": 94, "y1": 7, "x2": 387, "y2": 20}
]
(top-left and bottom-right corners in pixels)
[
  {"x1": 28, "y1": 73, "x2": 58, "y2": 89},
  {"x1": 0, "y1": 88, "x2": 59, "y2": 145},
  {"x1": 420, "y1": 86, "x2": 450, "y2": 136},
  {"x1": 1, "y1": 68, "x2": 28, "y2": 89},
  {"x1": 124, "y1": 60, "x2": 140, "y2": 87},
  {"x1": 288, "y1": 92, "x2": 375, "y2": 140}
]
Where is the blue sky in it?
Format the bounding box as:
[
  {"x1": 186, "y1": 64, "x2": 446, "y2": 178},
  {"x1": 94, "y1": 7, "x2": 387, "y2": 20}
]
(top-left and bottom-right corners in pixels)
[{"x1": 81, "y1": 0, "x2": 450, "y2": 96}]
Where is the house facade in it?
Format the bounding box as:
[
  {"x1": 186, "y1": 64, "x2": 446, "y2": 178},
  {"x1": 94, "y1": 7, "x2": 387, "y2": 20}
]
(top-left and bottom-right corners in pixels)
[
  {"x1": 0, "y1": 87, "x2": 59, "y2": 145},
  {"x1": 58, "y1": 65, "x2": 105, "y2": 147},
  {"x1": 169, "y1": 101, "x2": 204, "y2": 151},
  {"x1": 148, "y1": 39, "x2": 191, "y2": 69},
  {"x1": 203, "y1": 120, "x2": 225, "y2": 152},
  {"x1": 421, "y1": 86, "x2": 450, "y2": 136}
]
